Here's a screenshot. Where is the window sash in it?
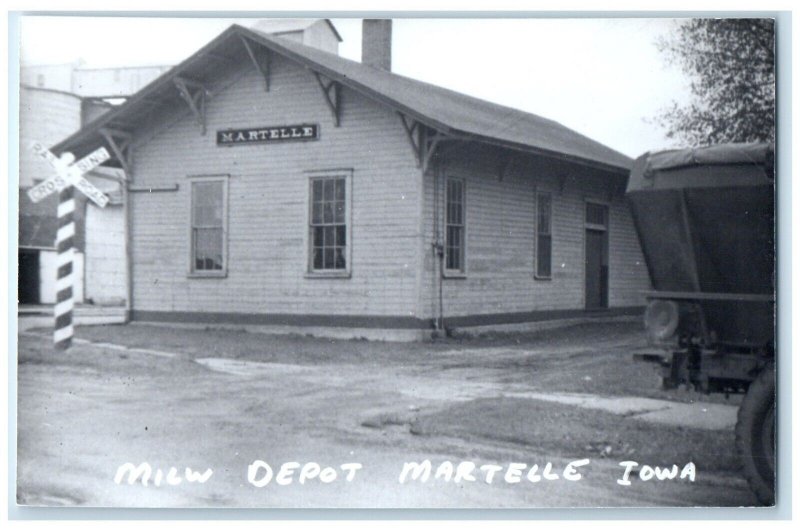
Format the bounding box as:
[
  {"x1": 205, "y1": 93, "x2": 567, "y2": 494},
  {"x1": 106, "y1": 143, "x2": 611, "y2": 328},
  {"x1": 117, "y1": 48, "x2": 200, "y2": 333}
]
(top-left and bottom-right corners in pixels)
[
  {"x1": 537, "y1": 233, "x2": 552, "y2": 278},
  {"x1": 445, "y1": 178, "x2": 465, "y2": 272},
  {"x1": 190, "y1": 178, "x2": 226, "y2": 274},
  {"x1": 536, "y1": 192, "x2": 552, "y2": 278},
  {"x1": 309, "y1": 176, "x2": 348, "y2": 272},
  {"x1": 193, "y1": 227, "x2": 224, "y2": 271}
]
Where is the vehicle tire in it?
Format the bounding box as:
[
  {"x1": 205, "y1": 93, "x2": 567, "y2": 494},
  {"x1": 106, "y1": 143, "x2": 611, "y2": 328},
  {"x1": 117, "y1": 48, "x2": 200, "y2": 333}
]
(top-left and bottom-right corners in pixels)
[{"x1": 736, "y1": 362, "x2": 776, "y2": 505}]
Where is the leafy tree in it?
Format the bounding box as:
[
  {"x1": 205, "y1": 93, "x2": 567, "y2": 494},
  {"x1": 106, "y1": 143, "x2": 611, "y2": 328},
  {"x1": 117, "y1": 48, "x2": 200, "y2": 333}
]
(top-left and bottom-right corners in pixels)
[{"x1": 655, "y1": 18, "x2": 775, "y2": 146}]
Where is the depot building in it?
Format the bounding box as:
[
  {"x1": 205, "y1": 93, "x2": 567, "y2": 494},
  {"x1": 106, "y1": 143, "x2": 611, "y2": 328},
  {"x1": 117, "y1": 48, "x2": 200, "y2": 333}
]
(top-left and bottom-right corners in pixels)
[{"x1": 52, "y1": 19, "x2": 651, "y2": 340}]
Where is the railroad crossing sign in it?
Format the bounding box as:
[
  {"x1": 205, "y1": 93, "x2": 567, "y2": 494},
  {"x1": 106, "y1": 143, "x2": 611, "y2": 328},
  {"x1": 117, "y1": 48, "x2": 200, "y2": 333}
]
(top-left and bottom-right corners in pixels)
[
  {"x1": 27, "y1": 141, "x2": 112, "y2": 350},
  {"x1": 27, "y1": 142, "x2": 111, "y2": 208}
]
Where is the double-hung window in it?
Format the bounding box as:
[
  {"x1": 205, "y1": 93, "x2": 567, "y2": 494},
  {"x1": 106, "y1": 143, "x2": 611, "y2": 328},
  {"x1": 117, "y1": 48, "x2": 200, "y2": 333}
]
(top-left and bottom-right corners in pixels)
[
  {"x1": 445, "y1": 178, "x2": 466, "y2": 273},
  {"x1": 190, "y1": 176, "x2": 227, "y2": 276},
  {"x1": 308, "y1": 171, "x2": 352, "y2": 275},
  {"x1": 535, "y1": 192, "x2": 552, "y2": 279}
]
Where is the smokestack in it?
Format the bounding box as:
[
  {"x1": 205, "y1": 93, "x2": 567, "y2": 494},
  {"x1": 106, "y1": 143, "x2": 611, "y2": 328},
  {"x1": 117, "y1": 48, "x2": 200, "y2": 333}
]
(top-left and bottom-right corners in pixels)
[{"x1": 362, "y1": 19, "x2": 392, "y2": 70}]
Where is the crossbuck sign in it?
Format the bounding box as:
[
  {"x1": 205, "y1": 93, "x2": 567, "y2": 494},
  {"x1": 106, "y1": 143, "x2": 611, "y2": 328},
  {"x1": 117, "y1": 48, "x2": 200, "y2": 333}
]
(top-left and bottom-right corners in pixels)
[
  {"x1": 27, "y1": 141, "x2": 112, "y2": 350},
  {"x1": 28, "y1": 143, "x2": 111, "y2": 208}
]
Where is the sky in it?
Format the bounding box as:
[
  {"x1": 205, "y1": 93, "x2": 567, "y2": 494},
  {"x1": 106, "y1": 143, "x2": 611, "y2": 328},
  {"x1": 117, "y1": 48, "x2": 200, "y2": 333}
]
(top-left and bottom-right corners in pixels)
[{"x1": 17, "y1": 16, "x2": 693, "y2": 157}]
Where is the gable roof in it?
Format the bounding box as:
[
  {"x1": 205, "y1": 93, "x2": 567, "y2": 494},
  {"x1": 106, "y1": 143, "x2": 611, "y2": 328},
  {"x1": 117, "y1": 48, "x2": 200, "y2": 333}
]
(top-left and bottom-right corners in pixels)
[{"x1": 52, "y1": 24, "x2": 632, "y2": 173}]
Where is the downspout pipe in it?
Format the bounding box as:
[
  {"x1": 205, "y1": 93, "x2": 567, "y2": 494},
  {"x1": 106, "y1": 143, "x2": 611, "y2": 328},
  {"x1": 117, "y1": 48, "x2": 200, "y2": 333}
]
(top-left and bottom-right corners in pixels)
[{"x1": 431, "y1": 152, "x2": 446, "y2": 335}]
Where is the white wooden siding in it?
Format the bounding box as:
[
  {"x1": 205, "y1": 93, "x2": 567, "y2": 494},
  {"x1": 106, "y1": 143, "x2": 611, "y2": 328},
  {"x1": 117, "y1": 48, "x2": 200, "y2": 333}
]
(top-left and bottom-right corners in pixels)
[
  {"x1": 129, "y1": 54, "x2": 421, "y2": 317},
  {"x1": 420, "y1": 146, "x2": 650, "y2": 319},
  {"x1": 127, "y1": 52, "x2": 649, "y2": 324}
]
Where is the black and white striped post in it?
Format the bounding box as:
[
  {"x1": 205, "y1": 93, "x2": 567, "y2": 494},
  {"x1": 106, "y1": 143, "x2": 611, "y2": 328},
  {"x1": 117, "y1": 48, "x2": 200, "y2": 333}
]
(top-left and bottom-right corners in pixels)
[
  {"x1": 27, "y1": 142, "x2": 111, "y2": 351},
  {"x1": 54, "y1": 186, "x2": 76, "y2": 350}
]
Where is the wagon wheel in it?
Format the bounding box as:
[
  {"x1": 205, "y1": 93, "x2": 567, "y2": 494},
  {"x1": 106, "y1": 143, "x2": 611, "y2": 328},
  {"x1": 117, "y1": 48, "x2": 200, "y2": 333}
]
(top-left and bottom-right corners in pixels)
[{"x1": 736, "y1": 362, "x2": 775, "y2": 505}]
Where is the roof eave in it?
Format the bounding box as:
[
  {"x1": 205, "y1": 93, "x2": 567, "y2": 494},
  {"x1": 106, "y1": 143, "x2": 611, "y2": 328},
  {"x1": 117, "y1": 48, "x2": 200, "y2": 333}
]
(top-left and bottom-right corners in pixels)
[
  {"x1": 240, "y1": 27, "x2": 631, "y2": 174},
  {"x1": 50, "y1": 24, "x2": 246, "y2": 157},
  {"x1": 51, "y1": 24, "x2": 632, "y2": 176},
  {"x1": 447, "y1": 129, "x2": 631, "y2": 175}
]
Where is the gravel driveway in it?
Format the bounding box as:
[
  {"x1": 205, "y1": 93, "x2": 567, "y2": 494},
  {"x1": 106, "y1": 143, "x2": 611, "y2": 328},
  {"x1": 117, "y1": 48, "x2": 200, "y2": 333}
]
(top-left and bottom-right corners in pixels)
[{"x1": 15, "y1": 321, "x2": 756, "y2": 508}]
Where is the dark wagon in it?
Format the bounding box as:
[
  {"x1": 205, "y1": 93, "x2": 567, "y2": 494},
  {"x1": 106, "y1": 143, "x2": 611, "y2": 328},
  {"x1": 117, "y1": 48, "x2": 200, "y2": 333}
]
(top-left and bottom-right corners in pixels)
[{"x1": 626, "y1": 143, "x2": 775, "y2": 504}]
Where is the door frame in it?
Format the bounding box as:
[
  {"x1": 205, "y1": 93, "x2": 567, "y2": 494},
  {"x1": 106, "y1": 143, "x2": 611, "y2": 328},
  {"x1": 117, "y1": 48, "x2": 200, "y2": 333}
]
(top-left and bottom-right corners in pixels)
[{"x1": 583, "y1": 199, "x2": 610, "y2": 310}]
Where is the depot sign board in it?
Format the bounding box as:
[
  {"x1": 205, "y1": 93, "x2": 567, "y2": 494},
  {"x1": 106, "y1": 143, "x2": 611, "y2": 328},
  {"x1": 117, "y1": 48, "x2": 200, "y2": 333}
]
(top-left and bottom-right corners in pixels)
[{"x1": 217, "y1": 124, "x2": 319, "y2": 146}]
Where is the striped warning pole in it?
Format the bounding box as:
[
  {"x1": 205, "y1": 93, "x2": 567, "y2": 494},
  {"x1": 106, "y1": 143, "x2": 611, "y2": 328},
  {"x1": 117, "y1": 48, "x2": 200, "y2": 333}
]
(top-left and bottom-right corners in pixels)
[
  {"x1": 28, "y1": 144, "x2": 110, "y2": 350},
  {"x1": 54, "y1": 185, "x2": 76, "y2": 350}
]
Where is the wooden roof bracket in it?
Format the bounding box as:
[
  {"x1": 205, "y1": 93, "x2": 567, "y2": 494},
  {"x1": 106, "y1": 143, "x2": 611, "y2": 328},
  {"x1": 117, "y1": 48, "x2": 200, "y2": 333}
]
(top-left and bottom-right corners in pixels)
[
  {"x1": 240, "y1": 36, "x2": 270, "y2": 91},
  {"x1": 398, "y1": 112, "x2": 422, "y2": 167},
  {"x1": 398, "y1": 112, "x2": 449, "y2": 174},
  {"x1": 99, "y1": 127, "x2": 133, "y2": 178},
  {"x1": 421, "y1": 129, "x2": 446, "y2": 175},
  {"x1": 174, "y1": 76, "x2": 207, "y2": 135},
  {"x1": 313, "y1": 72, "x2": 340, "y2": 127}
]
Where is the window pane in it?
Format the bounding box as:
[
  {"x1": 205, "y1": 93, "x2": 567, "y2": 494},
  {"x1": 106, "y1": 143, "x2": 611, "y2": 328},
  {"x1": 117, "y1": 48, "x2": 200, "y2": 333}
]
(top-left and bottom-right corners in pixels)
[
  {"x1": 586, "y1": 203, "x2": 607, "y2": 227},
  {"x1": 447, "y1": 226, "x2": 462, "y2": 270},
  {"x1": 324, "y1": 226, "x2": 334, "y2": 247},
  {"x1": 193, "y1": 181, "x2": 223, "y2": 226},
  {"x1": 447, "y1": 179, "x2": 462, "y2": 206},
  {"x1": 312, "y1": 202, "x2": 322, "y2": 224},
  {"x1": 336, "y1": 225, "x2": 346, "y2": 246},
  {"x1": 448, "y1": 202, "x2": 460, "y2": 225},
  {"x1": 313, "y1": 248, "x2": 323, "y2": 269},
  {"x1": 537, "y1": 234, "x2": 552, "y2": 277},
  {"x1": 313, "y1": 180, "x2": 323, "y2": 201},
  {"x1": 322, "y1": 202, "x2": 333, "y2": 223},
  {"x1": 324, "y1": 248, "x2": 334, "y2": 269},
  {"x1": 335, "y1": 247, "x2": 346, "y2": 269},
  {"x1": 324, "y1": 179, "x2": 334, "y2": 201},
  {"x1": 194, "y1": 228, "x2": 223, "y2": 271},
  {"x1": 448, "y1": 246, "x2": 460, "y2": 270},
  {"x1": 538, "y1": 194, "x2": 551, "y2": 235},
  {"x1": 335, "y1": 178, "x2": 345, "y2": 201},
  {"x1": 313, "y1": 226, "x2": 324, "y2": 246},
  {"x1": 334, "y1": 201, "x2": 345, "y2": 223}
]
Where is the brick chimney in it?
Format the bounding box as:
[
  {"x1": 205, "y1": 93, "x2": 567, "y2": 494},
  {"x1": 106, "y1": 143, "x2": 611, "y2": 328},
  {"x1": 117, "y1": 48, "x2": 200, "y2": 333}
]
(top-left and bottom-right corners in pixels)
[{"x1": 362, "y1": 19, "x2": 392, "y2": 70}]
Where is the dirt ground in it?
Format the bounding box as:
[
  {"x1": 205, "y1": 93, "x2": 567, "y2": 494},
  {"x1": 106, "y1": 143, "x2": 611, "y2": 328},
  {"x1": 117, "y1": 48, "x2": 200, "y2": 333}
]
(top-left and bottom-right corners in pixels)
[{"x1": 15, "y1": 320, "x2": 757, "y2": 509}]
